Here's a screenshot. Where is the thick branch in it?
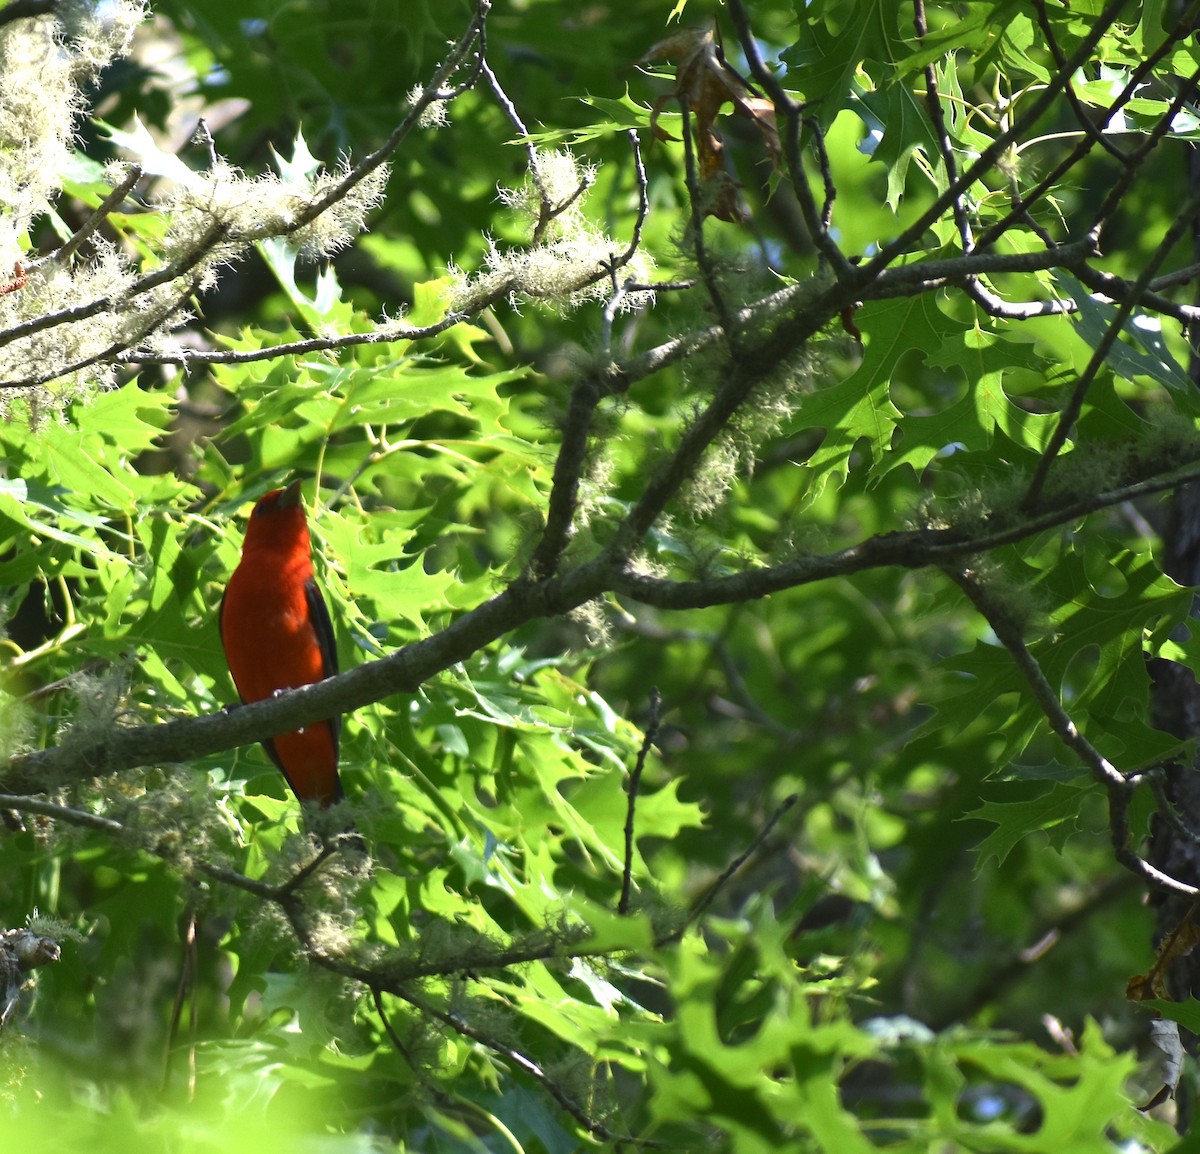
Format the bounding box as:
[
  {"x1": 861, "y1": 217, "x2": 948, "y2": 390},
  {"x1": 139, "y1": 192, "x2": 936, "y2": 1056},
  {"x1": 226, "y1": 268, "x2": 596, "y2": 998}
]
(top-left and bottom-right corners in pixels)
[
  {"x1": 11, "y1": 450, "x2": 1200, "y2": 792},
  {"x1": 614, "y1": 455, "x2": 1200, "y2": 611},
  {"x1": 2, "y1": 560, "x2": 609, "y2": 792}
]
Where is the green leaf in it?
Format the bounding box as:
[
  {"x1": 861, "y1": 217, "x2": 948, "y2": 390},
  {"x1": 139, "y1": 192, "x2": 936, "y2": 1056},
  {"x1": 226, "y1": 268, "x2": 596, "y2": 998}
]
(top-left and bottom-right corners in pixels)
[
  {"x1": 856, "y1": 79, "x2": 944, "y2": 209},
  {"x1": 1057, "y1": 271, "x2": 1195, "y2": 397},
  {"x1": 967, "y1": 779, "x2": 1089, "y2": 867},
  {"x1": 782, "y1": 0, "x2": 905, "y2": 128}
]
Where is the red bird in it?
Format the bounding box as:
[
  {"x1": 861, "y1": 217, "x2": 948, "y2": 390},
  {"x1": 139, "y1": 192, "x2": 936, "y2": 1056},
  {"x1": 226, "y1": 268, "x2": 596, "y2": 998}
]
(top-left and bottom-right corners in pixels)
[{"x1": 220, "y1": 480, "x2": 344, "y2": 808}]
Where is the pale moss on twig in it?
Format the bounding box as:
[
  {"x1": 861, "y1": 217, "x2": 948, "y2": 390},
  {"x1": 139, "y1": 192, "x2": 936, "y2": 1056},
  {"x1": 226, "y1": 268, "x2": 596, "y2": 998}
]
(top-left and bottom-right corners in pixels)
[
  {"x1": 568, "y1": 598, "x2": 611, "y2": 647},
  {"x1": 0, "y1": 2, "x2": 391, "y2": 410},
  {"x1": 0, "y1": 1, "x2": 143, "y2": 246},
  {"x1": 161, "y1": 158, "x2": 389, "y2": 263},
  {"x1": 680, "y1": 433, "x2": 740, "y2": 518},
  {"x1": 447, "y1": 148, "x2": 653, "y2": 315},
  {"x1": 0, "y1": 2, "x2": 146, "y2": 406},
  {"x1": 24, "y1": 910, "x2": 83, "y2": 946},
  {"x1": 407, "y1": 84, "x2": 450, "y2": 130}
]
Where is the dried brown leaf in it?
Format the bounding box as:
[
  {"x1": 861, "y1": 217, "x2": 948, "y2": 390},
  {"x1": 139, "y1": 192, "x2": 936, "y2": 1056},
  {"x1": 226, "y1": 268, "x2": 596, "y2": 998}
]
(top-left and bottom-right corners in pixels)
[{"x1": 641, "y1": 24, "x2": 779, "y2": 223}]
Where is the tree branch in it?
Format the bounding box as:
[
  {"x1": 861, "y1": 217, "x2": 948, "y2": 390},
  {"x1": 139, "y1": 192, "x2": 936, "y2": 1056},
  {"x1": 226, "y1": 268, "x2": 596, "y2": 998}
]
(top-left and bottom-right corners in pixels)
[
  {"x1": 613, "y1": 454, "x2": 1200, "y2": 612},
  {"x1": 945, "y1": 566, "x2": 1198, "y2": 898},
  {"x1": 1, "y1": 562, "x2": 605, "y2": 791},
  {"x1": 864, "y1": 0, "x2": 1130, "y2": 276},
  {"x1": 1022, "y1": 189, "x2": 1200, "y2": 510},
  {"x1": 13, "y1": 443, "x2": 1200, "y2": 793},
  {"x1": 619, "y1": 688, "x2": 661, "y2": 916}
]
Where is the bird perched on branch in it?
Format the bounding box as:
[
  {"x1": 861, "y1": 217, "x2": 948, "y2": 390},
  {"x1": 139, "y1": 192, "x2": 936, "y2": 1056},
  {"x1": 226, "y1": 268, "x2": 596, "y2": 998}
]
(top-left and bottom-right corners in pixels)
[{"x1": 220, "y1": 480, "x2": 345, "y2": 810}]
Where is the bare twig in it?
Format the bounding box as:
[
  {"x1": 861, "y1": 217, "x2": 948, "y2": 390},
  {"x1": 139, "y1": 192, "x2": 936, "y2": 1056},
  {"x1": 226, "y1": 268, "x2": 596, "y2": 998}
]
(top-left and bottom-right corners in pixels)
[
  {"x1": 1031, "y1": 0, "x2": 1129, "y2": 163},
  {"x1": 678, "y1": 95, "x2": 737, "y2": 341},
  {"x1": 617, "y1": 130, "x2": 651, "y2": 275},
  {"x1": 963, "y1": 282, "x2": 1075, "y2": 319},
  {"x1": 914, "y1": 0, "x2": 974, "y2": 252},
  {"x1": 163, "y1": 909, "x2": 198, "y2": 1097},
  {"x1": 1022, "y1": 189, "x2": 1200, "y2": 511},
  {"x1": 725, "y1": 0, "x2": 851, "y2": 275},
  {"x1": 865, "y1": 0, "x2": 1131, "y2": 277},
  {"x1": 275, "y1": 840, "x2": 342, "y2": 898},
  {"x1": 1150, "y1": 771, "x2": 1200, "y2": 847},
  {"x1": 1086, "y1": 64, "x2": 1200, "y2": 242},
  {"x1": 391, "y1": 983, "x2": 659, "y2": 1146},
  {"x1": 619, "y1": 689, "x2": 662, "y2": 915},
  {"x1": 660, "y1": 793, "x2": 798, "y2": 940},
  {"x1": 976, "y1": 6, "x2": 1200, "y2": 249},
  {"x1": 945, "y1": 566, "x2": 1198, "y2": 898}
]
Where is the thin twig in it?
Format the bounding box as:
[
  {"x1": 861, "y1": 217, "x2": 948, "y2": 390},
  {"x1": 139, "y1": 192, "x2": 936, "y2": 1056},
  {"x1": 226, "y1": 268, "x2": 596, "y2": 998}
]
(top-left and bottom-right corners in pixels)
[
  {"x1": 945, "y1": 566, "x2": 1198, "y2": 898},
  {"x1": 29, "y1": 164, "x2": 144, "y2": 271},
  {"x1": 1150, "y1": 771, "x2": 1200, "y2": 847},
  {"x1": 625, "y1": 278, "x2": 695, "y2": 294},
  {"x1": 1022, "y1": 188, "x2": 1200, "y2": 510},
  {"x1": 392, "y1": 984, "x2": 650, "y2": 1146},
  {"x1": 678, "y1": 95, "x2": 737, "y2": 341},
  {"x1": 864, "y1": 0, "x2": 1133, "y2": 276},
  {"x1": 914, "y1": 0, "x2": 974, "y2": 252},
  {"x1": 372, "y1": 986, "x2": 416, "y2": 1062},
  {"x1": 275, "y1": 841, "x2": 341, "y2": 898},
  {"x1": 1032, "y1": 0, "x2": 1128, "y2": 162},
  {"x1": 725, "y1": 0, "x2": 850, "y2": 275},
  {"x1": 619, "y1": 689, "x2": 662, "y2": 915},
  {"x1": 661, "y1": 793, "x2": 798, "y2": 939},
  {"x1": 274, "y1": 0, "x2": 491, "y2": 239},
  {"x1": 163, "y1": 909, "x2": 198, "y2": 1096},
  {"x1": 0, "y1": 792, "x2": 124, "y2": 833},
  {"x1": 619, "y1": 129, "x2": 651, "y2": 271},
  {"x1": 975, "y1": 5, "x2": 1200, "y2": 249},
  {"x1": 193, "y1": 118, "x2": 219, "y2": 169},
  {"x1": 120, "y1": 313, "x2": 466, "y2": 368},
  {"x1": 1085, "y1": 64, "x2": 1200, "y2": 242},
  {"x1": 964, "y1": 281, "x2": 1075, "y2": 319},
  {"x1": 485, "y1": 54, "x2": 596, "y2": 250}
]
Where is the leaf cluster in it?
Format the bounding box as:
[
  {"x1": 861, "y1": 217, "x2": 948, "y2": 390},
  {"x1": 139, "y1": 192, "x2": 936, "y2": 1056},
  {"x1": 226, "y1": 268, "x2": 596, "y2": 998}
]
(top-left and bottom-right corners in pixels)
[{"x1": 3, "y1": 0, "x2": 1200, "y2": 1150}]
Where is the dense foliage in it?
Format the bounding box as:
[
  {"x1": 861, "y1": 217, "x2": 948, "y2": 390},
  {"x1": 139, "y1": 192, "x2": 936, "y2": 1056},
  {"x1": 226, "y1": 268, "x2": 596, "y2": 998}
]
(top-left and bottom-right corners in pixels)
[{"x1": 3, "y1": 0, "x2": 1200, "y2": 1149}]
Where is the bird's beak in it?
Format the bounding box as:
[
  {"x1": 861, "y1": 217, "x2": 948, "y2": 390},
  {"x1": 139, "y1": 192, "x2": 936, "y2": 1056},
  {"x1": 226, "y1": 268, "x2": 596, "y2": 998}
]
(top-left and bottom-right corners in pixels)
[{"x1": 280, "y1": 479, "x2": 304, "y2": 508}]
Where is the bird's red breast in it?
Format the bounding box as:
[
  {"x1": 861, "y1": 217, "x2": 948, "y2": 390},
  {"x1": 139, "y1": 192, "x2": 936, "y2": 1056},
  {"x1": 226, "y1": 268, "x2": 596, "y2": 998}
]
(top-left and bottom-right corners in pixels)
[{"x1": 219, "y1": 481, "x2": 342, "y2": 807}]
